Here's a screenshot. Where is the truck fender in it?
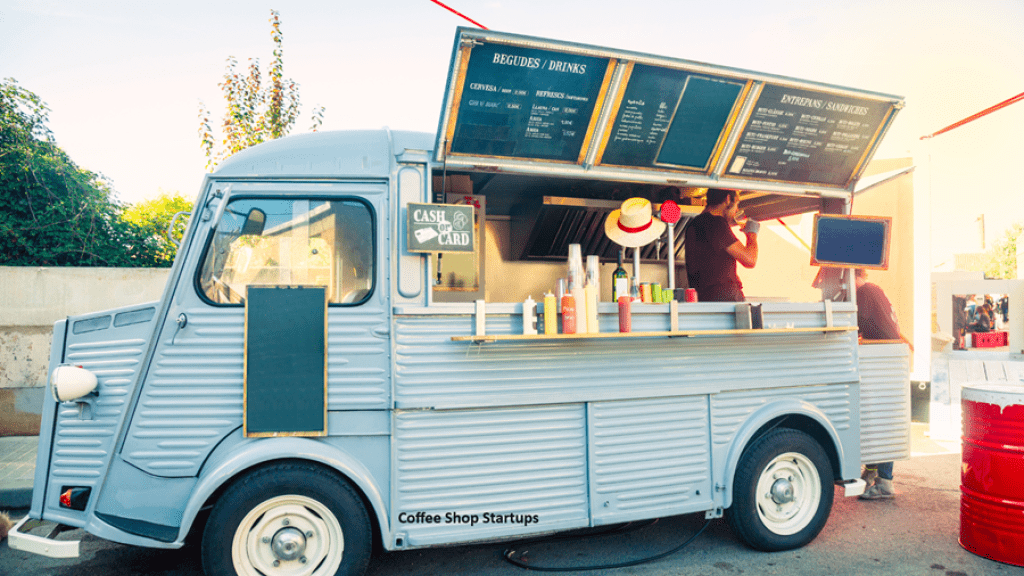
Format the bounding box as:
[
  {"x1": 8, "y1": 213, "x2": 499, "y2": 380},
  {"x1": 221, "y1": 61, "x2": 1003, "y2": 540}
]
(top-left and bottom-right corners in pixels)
[
  {"x1": 175, "y1": 435, "x2": 389, "y2": 546},
  {"x1": 718, "y1": 399, "x2": 846, "y2": 510}
]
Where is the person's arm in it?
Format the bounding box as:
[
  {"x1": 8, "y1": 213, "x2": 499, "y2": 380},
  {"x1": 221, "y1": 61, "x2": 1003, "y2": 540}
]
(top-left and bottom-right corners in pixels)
[{"x1": 726, "y1": 231, "x2": 758, "y2": 268}]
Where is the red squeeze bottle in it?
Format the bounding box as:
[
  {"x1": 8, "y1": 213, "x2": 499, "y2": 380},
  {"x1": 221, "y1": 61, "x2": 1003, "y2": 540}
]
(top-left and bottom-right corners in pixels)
[
  {"x1": 561, "y1": 294, "x2": 577, "y2": 334},
  {"x1": 618, "y1": 296, "x2": 631, "y2": 333}
]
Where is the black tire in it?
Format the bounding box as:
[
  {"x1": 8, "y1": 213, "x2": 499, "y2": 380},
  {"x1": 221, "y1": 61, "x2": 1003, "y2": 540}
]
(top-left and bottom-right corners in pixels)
[
  {"x1": 725, "y1": 428, "x2": 834, "y2": 552},
  {"x1": 201, "y1": 462, "x2": 372, "y2": 576}
]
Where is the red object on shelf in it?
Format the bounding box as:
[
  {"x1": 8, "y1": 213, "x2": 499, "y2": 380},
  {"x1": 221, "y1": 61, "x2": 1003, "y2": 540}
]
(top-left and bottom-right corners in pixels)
[
  {"x1": 972, "y1": 331, "x2": 1007, "y2": 348},
  {"x1": 960, "y1": 385, "x2": 1024, "y2": 567}
]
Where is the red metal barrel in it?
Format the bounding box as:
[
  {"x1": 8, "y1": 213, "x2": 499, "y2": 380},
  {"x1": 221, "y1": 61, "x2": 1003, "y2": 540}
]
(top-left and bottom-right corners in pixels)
[{"x1": 960, "y1": 383, "x2": 1024, "y2": 566}]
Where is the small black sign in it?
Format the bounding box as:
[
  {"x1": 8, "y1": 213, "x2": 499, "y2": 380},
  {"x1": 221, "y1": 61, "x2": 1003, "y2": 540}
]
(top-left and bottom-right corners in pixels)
[
  {"x1": 726, "y1": 84, "x2": 890, "y2": 187},
  {"x1": 811, "y1": 214, "x2": 891, "y2": 269},
  {"x1": 449, "y1": 43, "x2": 610, "y2": 162},
  {"x1": 407, "y1": 203, "x2": 475, "y2": 253}
]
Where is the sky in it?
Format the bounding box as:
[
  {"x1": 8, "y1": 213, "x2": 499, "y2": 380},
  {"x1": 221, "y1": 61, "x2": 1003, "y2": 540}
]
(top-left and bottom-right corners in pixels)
[{"x1": 3, "y1": 0, "x2": 1023, "y2": 267}]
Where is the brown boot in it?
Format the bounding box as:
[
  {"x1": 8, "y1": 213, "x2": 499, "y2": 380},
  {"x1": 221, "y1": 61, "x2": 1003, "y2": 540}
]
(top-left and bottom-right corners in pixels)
[
  {"x1": 859, "y1": 477, "x2": 895, "y2": 500},
  {"x1": 861, "y1": 467, "x2": 878, "y2": 485}
]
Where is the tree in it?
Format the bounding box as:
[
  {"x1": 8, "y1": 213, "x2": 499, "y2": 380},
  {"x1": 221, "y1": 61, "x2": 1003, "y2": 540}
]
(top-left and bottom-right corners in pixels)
[
  {"x1": 983, "y1": 222, "x2": 1023, "y2": 279},
  {"x1": 1, "y1": 78, "x2": 166, "y2": 267},
  {"x1": 122, "y1": 191, "x2": 195, "y2": 264},
  {"x1": 199, "y1": 9, "x2": 324, "y2": 171}
]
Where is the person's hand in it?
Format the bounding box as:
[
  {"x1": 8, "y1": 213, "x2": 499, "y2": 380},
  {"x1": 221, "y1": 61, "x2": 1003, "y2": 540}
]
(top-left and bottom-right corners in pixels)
[{"x1": 742, "y1": 219, "x2": 760, "y2": 234}]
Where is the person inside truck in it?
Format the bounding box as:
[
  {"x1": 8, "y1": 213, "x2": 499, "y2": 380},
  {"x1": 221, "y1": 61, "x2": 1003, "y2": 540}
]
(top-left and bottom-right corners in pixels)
[{"x1": 683, "y1": 188, "x2": 759, "y2": 302}]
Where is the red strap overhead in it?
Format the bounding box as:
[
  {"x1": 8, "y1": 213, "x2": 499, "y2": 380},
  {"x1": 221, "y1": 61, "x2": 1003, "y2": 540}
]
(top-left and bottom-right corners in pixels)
[
  {"x1": 429, "y1": 0, "x2": 488, "y2": 29},
  {"x1": 920, "y1": 91, "x2": 1024, "y2": 140}
]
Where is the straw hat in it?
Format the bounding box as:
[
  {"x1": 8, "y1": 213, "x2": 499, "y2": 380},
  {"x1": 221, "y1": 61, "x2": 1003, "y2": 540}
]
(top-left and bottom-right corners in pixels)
[{"x1": 604, "y1": 197, "x2": 667, "y2": 248}]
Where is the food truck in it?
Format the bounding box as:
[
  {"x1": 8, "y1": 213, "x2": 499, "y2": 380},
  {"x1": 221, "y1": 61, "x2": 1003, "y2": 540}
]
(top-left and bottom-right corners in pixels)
[{"x1": 11, "y1": 28, "x2": 911, "y2": 576}]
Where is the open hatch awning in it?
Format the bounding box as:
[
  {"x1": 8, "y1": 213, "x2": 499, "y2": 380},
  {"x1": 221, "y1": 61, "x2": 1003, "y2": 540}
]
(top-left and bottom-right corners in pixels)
[{"x1": 435, "y1": 28, "x2": 904, "y2": 201}]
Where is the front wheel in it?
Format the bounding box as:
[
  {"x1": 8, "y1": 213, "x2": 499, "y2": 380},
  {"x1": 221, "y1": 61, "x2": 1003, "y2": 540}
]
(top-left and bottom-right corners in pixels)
[
  {"x1": 726, "y1": 429, "x2": 834, "y2": 551},
  {"x1": 201, "y1": 462, "x2": 372, "y2": 576}
]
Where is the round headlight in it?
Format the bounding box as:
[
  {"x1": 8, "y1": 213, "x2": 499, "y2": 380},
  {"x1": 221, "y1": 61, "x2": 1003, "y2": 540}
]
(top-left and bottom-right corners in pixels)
[{"x1": 50, "y1": 365, "x2": 98, "y2": 402}]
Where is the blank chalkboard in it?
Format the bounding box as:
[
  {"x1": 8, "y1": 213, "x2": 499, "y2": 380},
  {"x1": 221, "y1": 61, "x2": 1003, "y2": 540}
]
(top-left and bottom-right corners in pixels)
[
  {"x1": 811, "y1": 215, "x2": 891, "y2": 269},
  {"x1": 244, "y1": 286, "x2": 327, "y2": 437},
  {"x1": 657, "y1": 75, "x2": 744, "y2": 168}
]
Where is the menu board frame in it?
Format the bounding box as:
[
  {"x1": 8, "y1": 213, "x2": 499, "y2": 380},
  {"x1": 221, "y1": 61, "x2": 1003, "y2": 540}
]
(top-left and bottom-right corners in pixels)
[
  {"x1": 435, "y1": 28, "x2": 904, "y2": 195},
  {"x1": 810, "y1": 214, "x2": 892, "y2": 270}
]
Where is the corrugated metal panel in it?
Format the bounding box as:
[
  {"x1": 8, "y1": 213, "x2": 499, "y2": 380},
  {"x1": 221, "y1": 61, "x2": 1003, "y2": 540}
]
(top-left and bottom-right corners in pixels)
[
  {"x1": 394, "y1": 308, "x2": 858, "y2": 409},
  {"x1": 122, "y1": 308, "x2": 245, "y2": 475},
  {"x1": 589, "y1": 397, "x2": 713, "y2": 524},
  {"x1": 122, "y1": 307, "x2": 390, "y2": 476},
  {"x1": 711, "y1": 384, "x2": 854, "y2": 446},
  {"x1": 858, "y1": 344, "x2": 911, "y2": 464},
  {"x1": 46, "y1": 316, "x2": 150, "y2": 514},
  {"x1": 393, "y1": 405, "x2": 589, "y2": 546}
]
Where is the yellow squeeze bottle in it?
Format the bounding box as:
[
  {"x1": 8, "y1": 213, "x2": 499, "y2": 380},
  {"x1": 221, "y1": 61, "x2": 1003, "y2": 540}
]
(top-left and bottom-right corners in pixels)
[{"x1": 544, "y1": 292, "x2": 557, "y2": 335}]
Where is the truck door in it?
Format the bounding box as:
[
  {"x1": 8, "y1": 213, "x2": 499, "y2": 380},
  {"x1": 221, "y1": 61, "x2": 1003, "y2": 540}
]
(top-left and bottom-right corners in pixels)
[{"x1": 118, "y1": 182, "x2": 391, "y2": 478}]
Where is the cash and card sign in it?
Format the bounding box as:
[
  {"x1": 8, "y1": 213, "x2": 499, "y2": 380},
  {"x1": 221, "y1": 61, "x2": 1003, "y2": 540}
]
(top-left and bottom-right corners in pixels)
[{"x1": 407, "y1": 203, "x2": 475, "y2": 253}]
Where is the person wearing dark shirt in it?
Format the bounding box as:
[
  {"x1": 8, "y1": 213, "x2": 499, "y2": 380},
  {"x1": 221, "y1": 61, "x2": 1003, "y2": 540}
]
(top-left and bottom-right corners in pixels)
[
  {"x1": 970, "y1": 306, "x2": 992, "y2": 333},
  {"x1": 855, "y1": 267, "x2": 912, "y2": 500},
  {"x1": 684, "y1": 188, "x2": 759, "y2": 301}
]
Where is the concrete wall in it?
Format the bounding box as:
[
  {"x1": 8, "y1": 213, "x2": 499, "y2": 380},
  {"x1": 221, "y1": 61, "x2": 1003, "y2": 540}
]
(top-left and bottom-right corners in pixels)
[{"x1": 0, "y1": 266, "x2": 169, "y2": 435}]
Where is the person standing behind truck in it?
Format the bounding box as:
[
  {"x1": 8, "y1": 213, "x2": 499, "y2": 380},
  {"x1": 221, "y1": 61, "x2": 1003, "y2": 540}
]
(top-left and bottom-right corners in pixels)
[
  {"x1": 855, "y1": 267, "x2": 913, "y2": 500},
  {"x1": 684, "y1": 188, "x2": 759, "y2": 302}
]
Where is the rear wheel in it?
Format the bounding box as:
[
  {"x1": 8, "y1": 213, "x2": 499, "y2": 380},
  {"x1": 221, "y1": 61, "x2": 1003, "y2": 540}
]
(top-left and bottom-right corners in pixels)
[
  {"x1": 726, "y1": 429, "x2": 834, "y2": 551},
  {"x1": 201, "y1": 462, "x2": 372, "y2": 576}
]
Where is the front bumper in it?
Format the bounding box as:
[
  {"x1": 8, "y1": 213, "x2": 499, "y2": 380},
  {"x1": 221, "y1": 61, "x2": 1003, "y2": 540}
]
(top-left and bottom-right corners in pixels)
[{"x1": 8, "y1": 514, "x2": 81, "y2": 558}]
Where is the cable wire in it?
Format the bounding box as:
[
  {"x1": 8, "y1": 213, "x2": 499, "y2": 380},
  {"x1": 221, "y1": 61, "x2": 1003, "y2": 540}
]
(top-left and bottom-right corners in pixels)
[{"x1": 503, "y1": 517, "x2": 712, "y2": 572}]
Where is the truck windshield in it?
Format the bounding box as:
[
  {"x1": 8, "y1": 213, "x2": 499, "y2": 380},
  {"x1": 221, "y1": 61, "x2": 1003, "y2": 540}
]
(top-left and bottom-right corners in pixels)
[{"x1": 198, "y1": 198, "x2": 374, "y2": 305}]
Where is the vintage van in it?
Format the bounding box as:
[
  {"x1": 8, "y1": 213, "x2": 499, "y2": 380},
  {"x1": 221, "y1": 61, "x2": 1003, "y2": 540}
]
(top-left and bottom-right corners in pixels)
[{"x1": 12, "y1": 29, "x2": 911, "y2": 576}]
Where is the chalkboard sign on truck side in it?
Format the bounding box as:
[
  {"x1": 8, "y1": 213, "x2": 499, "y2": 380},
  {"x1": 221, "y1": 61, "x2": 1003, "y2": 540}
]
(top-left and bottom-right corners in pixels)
[{"x1": 244, "y1": 286, "x2": 327, "y2": 437}]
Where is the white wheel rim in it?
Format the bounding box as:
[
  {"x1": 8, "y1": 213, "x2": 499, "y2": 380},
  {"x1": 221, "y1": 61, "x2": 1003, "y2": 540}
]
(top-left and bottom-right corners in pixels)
[
  {"x1": 754, "y1": 451, "x2": 821, "y2": 536},
  {"x1": 232, "y1": 495, "x2": 344, "y2": 576}
]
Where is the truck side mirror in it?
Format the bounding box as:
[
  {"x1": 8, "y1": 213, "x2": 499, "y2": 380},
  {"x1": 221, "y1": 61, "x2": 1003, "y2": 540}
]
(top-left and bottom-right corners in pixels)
[{"x1": 241, "y1": 209, "x2": 266, "y2": 236}]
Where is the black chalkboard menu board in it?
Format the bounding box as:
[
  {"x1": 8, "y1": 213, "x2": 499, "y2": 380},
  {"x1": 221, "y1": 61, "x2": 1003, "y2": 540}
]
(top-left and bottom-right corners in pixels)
[
  {"x1": 725, "y1": 84, "x2": 891, "y2": 187},
  {"x1": 245, "y1": 286, "x2": 327, "y2": 437},
  {"x1": 811, "y1": 214, "x2": 891, "y2": 269},
  {"x1": 449, "y1": 42, "x2": 611, "y2": 162},
  {"x1": 437, "y1": 29, "x2": 903, "y2": 194},
  {"x1": 600, "y1": 65, "x2": 745, "y2": 170}
]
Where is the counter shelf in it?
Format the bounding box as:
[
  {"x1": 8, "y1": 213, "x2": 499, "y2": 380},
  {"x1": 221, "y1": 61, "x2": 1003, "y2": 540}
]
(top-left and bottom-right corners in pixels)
[{"x1": 452, "y1": 325, "x2": 857, "y2": 344}]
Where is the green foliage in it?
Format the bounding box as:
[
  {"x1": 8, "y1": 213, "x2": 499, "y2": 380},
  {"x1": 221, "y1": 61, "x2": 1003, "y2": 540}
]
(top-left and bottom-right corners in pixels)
[
  {"x1": 199, "y1": 10, "x2": 325, "y2": 171},
  {"x1": 1, "y1": 78, "x2": 170, "y2": 267},
  {"x1": 122, "y1": 191, "x2": 195, "y2": 264},
  {"x1": 983, "y1": 222, "x2": 1023, "y2": 279}
]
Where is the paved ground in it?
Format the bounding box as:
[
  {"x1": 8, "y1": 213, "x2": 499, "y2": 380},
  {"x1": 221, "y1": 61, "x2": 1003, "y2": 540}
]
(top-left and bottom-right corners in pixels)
[{"x1": 0, "y1": 435, "x2": 35, "y2": 509}]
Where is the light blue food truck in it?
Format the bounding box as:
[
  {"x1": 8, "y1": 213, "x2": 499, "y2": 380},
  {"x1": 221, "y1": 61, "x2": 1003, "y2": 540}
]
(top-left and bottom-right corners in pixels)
[{"x1": 12, "y1": 28, "x2": 911, "y2": 576}]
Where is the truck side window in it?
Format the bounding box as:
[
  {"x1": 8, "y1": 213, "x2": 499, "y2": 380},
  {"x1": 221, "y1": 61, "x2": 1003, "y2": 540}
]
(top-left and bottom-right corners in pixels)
[{"x1": 198, "y1": 198, "x2": 374, "y2": 305}]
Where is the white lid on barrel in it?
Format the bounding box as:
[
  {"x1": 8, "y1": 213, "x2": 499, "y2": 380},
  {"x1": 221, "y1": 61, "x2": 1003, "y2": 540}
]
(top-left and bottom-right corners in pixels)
[{"x1": 962, "y1": 382, "x2": 1024, "y2": 410}]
